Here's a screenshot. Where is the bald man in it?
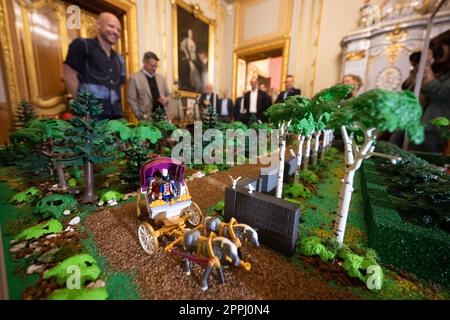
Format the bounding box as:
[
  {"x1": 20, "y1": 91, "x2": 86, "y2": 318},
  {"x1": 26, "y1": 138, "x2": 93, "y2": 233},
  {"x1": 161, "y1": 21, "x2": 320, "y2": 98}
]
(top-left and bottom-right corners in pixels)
[{"x1": 63, "y1": 12, "x2": 126, "y2": 120}]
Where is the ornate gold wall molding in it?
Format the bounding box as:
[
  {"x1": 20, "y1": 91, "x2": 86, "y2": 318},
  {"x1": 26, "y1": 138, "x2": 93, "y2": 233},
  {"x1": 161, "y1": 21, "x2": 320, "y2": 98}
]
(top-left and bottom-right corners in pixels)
[
  {"x1": 0, "y1": 0, "x2": 20, "y2": 110},
  {"x1": 309, "y1": 0, "x2": 324, "y2": 96}
]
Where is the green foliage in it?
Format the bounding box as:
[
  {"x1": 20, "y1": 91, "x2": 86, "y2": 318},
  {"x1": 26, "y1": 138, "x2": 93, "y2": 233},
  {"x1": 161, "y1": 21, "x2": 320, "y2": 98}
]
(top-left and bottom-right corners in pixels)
[
  {"x1": 283, "y1": 183, "x2": 312, "y2": 199},
  {"x1": 376, "y1": 142, "x2": 449, "y2": 231},
  {"x1": 332, "y1": 89, "x2": 424, "y2": 144},
  {"x1": 68, "y1": 178, "x2": 77, "y2": 187},
  {"x1": 299, "y1": 170, "x2": 319, "y2": 185},
  {"x1": 208, "y1": 200, "x2": 225, "y2": 216},
  {"x1": 338, "y1": 249, "x2": 383, "y2": 290},
  {"x1": 47, "y1": 287, "x2": 108, "y2": 300},
  {"x1": 430, "y1": 117, "x2": 450, "y2": 127},
  {"x1": 13, "y1": 100, "x2": 37, "y2": 130},
  {"x1": 43, "y1": 254, "x2": 101, "y2": 286},
  {"x1": 134, "y1": 122, "x2": 162, "y2": 144},
  {"x1": 202, "y1": 105, "x2": 219, "y2": 130},
  {"x1": 204, "y1": 164, "x2": 218, "y2": 174},
  {"x1": 225, "y1": 122, "x2": 248, "y2": 132},
  {"x1": 14, "y1": 219, "x2": 63, "y2": 241},
  {"x1": 69, "y1": 91, "x2": 103, "y2": 117},
  {"x1": 310, "y1": 84, "x2": 354, "y2": 113},
  {"x1": 34, "y1": 194, "x2": 78, "y2": 219},
  {"x1": 430, "y1": 117, "x2": 450, "y2": 139},
  {"x1": 10, "y1": 187, "x2": 41, "y2": 204},
  {"x1": 100, "y1": 190, "x2": 124, "y2": 202},
  {"x1": 300, "y1": 236, "x2": 383, "y2": 291},
  {"x1": 154, "y1": 120, "x2": 177, "y2": 136},
  {"x1": 299, "y1": 237, "x2": 336, "y2": 262},
  {"x1": 105, "y1": 119, "x2": 133, "y2": 140}
]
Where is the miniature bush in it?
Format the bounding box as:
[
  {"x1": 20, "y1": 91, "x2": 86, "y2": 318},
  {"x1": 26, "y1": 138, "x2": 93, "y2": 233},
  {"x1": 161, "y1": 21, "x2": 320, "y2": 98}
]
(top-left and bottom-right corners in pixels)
[
  {"x1": 299, "y1": 237, "x2": 336, "y2": 262},
  {"x1": 14, "y1": 219, "x2": 63, "y2": 241},
  {"x1": 299, "y1": 170, "x2": 319, "y2": 185},
  {"x1": 10, "y1": 187, "x2": 41, "y2": 204},
  {"x1": 208, "y1": 200, "x2": 225, "y2": 217},
  {"x1": 68, "y1": 178, "x2": 77, "y2": 187},
  {"x1": 47, "y1": 287, "x2": 108, "y2": 300},
  {"x1": 100, "y1": 190, "x2": 124, "y2": 203},
  {"x1": 204, "y1": 164, "x2": 219, "y2": 174},
  {"x1": 283, "y1": 183, "x2": 312, "y2": 199},
  {"x1": 300, "y1": 236, "x2": 383, "y2": 291},
  {"x1": 43, "y1": 254, "x2": 101, "y2": 286},
  {"x1": 34, "y1": 194, "x2": 78, "y2": 219}
]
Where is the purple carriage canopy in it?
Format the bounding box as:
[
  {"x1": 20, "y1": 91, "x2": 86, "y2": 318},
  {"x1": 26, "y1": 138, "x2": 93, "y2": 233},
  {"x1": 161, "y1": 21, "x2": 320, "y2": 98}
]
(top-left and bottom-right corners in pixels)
[{"x1": 139, "y1": 157, "x2": 185, "y2": 193}]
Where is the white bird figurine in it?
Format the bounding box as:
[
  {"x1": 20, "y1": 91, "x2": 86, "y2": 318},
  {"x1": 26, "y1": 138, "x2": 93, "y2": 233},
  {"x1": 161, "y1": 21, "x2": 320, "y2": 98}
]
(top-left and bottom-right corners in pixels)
[{"x1": 228, "y1": 175, "x2": 242, "y2": 190}]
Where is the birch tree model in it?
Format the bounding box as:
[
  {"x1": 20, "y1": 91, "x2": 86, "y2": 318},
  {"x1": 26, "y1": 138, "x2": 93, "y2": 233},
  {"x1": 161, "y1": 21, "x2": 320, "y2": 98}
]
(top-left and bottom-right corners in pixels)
[
  {"x1": 309, "y1": 85, "x2": 354, "y2": 166},
  {"x1": 265, "y1": 101, "x2": 302, "y2": 198},
  {"x1": 331, "y1": 89, "x2": 424, "y2": 245}
]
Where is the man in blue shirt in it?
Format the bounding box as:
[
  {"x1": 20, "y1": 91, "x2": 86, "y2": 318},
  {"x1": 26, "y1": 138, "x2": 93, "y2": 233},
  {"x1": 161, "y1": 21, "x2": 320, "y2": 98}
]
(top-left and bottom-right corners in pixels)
[{"x1": 63, "y1": 12, "x2": 126, "y2": 120}]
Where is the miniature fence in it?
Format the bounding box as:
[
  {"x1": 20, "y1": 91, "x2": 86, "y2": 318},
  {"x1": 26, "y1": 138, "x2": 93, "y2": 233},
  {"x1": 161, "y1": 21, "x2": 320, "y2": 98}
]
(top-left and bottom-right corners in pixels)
[{"x1": 224, "y1": 179, "x2": 300, "y2": 256}]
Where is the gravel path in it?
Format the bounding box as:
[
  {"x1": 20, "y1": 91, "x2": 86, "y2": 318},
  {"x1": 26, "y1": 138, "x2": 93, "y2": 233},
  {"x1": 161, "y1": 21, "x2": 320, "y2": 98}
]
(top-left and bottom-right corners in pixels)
[{"x1": 83, "y1": 165, "x2": 359, "y2": 300}]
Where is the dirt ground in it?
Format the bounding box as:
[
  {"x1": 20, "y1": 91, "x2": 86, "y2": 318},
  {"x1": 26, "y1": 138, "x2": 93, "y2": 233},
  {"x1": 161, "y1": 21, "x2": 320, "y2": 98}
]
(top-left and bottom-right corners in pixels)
[{"x1": 83, "y1": 164, "x2": 359, "y2": 300}]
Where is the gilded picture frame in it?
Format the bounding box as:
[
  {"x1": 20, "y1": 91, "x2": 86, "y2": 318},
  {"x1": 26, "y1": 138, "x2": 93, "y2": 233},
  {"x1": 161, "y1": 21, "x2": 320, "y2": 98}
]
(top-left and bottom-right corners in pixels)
[{"x1": 172, "y1": 0, "x2": 215, "y2": 98}]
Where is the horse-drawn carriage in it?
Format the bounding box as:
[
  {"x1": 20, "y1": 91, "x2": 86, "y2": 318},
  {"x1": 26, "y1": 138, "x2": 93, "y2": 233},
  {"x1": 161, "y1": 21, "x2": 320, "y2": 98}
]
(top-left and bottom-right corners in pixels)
[
  {"x1": 135, "y1": 157, "x2": 258, "y2": 290},
  {"x1": 136, "y1": 157, "x2": 204, "y2": 255}
]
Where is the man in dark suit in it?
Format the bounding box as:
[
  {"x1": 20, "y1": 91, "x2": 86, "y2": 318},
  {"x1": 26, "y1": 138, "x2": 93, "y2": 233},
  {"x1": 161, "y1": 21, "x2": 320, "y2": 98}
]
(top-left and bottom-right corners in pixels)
[
  {"x1": 243, "y1": 77, "x2": 271, "y2": 124},
  {"x1": 199, "y1": 83, "x2": 219, "y2": 116},
  {"x1": 275, "y1": 75, "x2": 301, "y2": 103},
  {"x1": 234, "y1": 91, "x2": 246, "y2": 123},
  {"x1": 217, "y1": 89, "x2": 234, "y2": 123}
]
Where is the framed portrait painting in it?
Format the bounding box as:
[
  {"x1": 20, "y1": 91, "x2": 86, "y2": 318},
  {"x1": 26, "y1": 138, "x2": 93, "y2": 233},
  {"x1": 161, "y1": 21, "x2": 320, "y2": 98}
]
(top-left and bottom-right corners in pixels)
[{"x1": 172, "y1": 1, "x2": 215, "y2": 98}]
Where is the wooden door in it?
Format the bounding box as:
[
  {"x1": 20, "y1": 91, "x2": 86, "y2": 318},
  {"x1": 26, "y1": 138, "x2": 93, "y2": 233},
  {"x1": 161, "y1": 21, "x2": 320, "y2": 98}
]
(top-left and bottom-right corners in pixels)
[{"x1": 0, "y1": 0, "x2": 137, "y2": 123}]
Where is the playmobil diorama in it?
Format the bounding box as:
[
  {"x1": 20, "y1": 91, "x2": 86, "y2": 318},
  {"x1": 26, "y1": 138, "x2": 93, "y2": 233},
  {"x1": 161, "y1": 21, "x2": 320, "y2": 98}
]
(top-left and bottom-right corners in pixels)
[{"x1": 0, "y1": 87, "x2": 449, "y2": 301}]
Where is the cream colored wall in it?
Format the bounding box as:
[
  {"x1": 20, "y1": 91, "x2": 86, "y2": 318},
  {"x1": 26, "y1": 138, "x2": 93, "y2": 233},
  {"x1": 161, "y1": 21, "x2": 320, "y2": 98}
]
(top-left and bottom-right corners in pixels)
[
  {"x1": 136, "y1": 0, "x2": 235, "y2": 96},
  {"x1": 289, "y1": 0, "x2": 371, "y2": 97}
]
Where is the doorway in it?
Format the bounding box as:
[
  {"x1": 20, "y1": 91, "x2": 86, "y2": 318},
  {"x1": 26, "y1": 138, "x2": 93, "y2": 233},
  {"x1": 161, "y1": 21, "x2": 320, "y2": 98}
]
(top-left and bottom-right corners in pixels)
[{"x1": 233, "y1": 38, "x2": 290, "y2": 102}]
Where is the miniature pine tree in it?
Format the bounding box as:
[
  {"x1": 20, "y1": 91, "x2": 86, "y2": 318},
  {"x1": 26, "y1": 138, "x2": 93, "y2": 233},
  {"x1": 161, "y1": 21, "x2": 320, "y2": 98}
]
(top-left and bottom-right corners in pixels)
[
  {"x1": 151, "y1": 106, "x2": 168, "y2": 122},
  {"x1": 202, "y1": 104, "x2": 218, "y2": 130},
  {"x1": 13, "y1": 100, "x2": 37, "y2": 130}
]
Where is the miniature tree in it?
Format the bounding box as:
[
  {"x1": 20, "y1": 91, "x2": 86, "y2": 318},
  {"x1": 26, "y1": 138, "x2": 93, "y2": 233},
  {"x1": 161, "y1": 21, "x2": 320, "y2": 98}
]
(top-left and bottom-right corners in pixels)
[
  {"x1": 68, "y1": 91, "x2": 117, "y2": 204},
  {"x1": 202, "y1": 104, "x2": 219, "y2": 130},
  {"x1": 309, "y1": 85, "x2": 354, "y2": 166},
  {"x1": 13, "y1": 100, "x2": 37, "y2": 131},
  {"x1": 106, "y1": 119, "x2": 162, "y2": 177},
  {"x1": 287, "y1": 97, "x2": 315, "y2": 183},
  {"x1": 265, "y1": 101, "x2": 301, "y2": 198},
  {"x1": 10, "y1": 118, "x2": 76, "y2": 184},
  {"x1": 331, "y1": 89, "x2": 424, "y2": 245}
]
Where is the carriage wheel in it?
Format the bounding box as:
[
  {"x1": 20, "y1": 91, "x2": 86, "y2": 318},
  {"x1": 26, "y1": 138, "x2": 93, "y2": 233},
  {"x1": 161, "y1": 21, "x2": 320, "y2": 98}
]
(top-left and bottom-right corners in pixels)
[
  {"x1": 183, "y1": 202, "x2": 204, "y2": 227},
  {"x1": 138, "y1": 223, "x2": 159, "y2": 255}
]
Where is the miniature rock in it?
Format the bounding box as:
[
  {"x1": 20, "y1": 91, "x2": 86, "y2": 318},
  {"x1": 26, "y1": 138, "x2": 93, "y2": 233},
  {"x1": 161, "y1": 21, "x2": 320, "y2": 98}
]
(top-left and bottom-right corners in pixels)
[
  {"x1": 98, "y1": 200, "x2": 104, "y2": 206},
  {"x1": 45, "y1": 234, "x2": 58, "y2": 239},
  {"x1": 64, "y1": 226, "x2": 75, "y2": 233},
  {"x1": 193, "y1": 172, "x2": 205, "y2": 179},
  {"x1": 109, "y1": 200, "x2": 118, "y2": 206},
  {"x1": 63, "y1": 210, "x2": 71, "y2": 216},
  {"x1": 10, "y1": 239, "x2": 19, "y2": 245},
  {"x1": 131, "y1": 192, "x2": 137, "y2": 197},
  {"x1": 29, "y1": 241, "x2": 39, "y2": 249},
  {"x1": 123, "y1": 195, "x2": 129, "y2": 200},
  {"x1": 37, "y1": 247, "x2": 61, "y2": 263},
  {"x1": 68, "y1": 216, "x2": 80, "y2": 226},
  {"x1": 10, "y1": 241, "x2": 27, "y2": 253},
  {"x1": 27, "y1": 264, "x2": 46, "y2": 274},
  {"x1": 86, "y1": 279, "x2": 106, "y2": 289}
]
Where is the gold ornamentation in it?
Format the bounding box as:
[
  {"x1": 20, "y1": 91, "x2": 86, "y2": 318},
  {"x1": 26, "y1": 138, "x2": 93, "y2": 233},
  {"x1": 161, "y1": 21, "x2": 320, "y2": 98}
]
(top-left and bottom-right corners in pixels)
[
  {"x1": 385, "y1": 26, "x2": 408, "y2": 65},
  {"x1": 345, "y1": 51, "x2": 367, "y2": 61},
  {"x1": 0, "y1": 0, "x2": 20, "y2": 112}
]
